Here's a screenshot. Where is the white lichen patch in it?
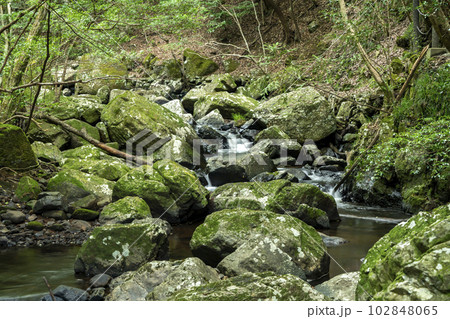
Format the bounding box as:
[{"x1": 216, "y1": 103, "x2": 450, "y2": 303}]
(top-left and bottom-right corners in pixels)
[
  {"x1": 290, "y1": 228, "x2": 300, "y2": 237},
  {"x1": 122, "y1": 243, "x2": 130, "y2": 257},
  {"x1": 112, "y1": 250, "x2": 121, "y2": 260},
  {"x1": 408, "y1": 221, "x2": 416, "y2": 229}
]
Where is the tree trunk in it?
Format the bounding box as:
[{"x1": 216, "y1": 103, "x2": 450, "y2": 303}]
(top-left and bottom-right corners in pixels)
[
  {"x1": 338, "y1": 0, "x2": 394, "y2": 105},
  {"x1": 263, "y1": 0, "x2": 293, "y2": 43},
  {"x1": 412, "y1": 0, "x2": 420, "y2": 51},
  {"x1": 423, "y1": 2, "x2": 450, "y2": 51},
  {"x1": 1, "y1": 5, "x2": 47, "y2": 121}
]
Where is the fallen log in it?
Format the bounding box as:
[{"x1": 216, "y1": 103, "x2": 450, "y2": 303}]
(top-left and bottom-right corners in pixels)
[{"x1": 37, "y1": 113, "x2": 154, "y2": 166}]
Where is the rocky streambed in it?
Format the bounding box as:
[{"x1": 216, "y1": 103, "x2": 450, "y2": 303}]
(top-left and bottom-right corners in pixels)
[{"x1": 0, "y1": 52, "x2": 448, "y2": 301}]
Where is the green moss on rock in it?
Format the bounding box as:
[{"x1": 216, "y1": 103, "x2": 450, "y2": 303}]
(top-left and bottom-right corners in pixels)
[
  {"x1": 0, "y1": 124, "x2": 38, "y2": 170},
  {"x1": 27, "y1": 121, "x2": 70, "y2": 149},
  {"x1": 47, "y1": 169, "x2": 114, "y2": 200},
  {"x1": 190, "y1": 208, "x2": 329, "y2": 279},
  {"x1": 64, "y1": 119, "x2": 100, "y2": 147},
  {"x1": 31, "y1": 141, "x2": 63, "y2": 164},
  {"x1": 193, "y1": 92, "x2": 258, "y2": 120},
  {"x1": 356, "y1": 204, "x2": 450, "y2": 301},
  {"x1": 74, "y1": 221, "x2": 171, "y2": 277},
  {"x1": 113, "y1": 160, "x2": 208, "y2": 223},
  {"x1": 26, "y1": 221, "x2": 44, "y2": 231},
  {"x1": 15, "y1": 176, "x2": 41, "y2": 202},
  {"x1": 168, "y1": 272, "x2": 328, "y2": 301},
  {"x1": 183, "y1": 49, "x2": 218, "y2": 78},
  {"x1": 100, "y1": 196, "x2": 151, "y2": 224},
  {"x1": 211, "y1": 180, "x2": 338, "y2": 224},
  {"x1": 101, "y1": 91, "x2": 197, "y2": 147},
  {"x1": 75, "y1": 54, "x2": 130, "y2": 95},
  {"x1": 253, "y1": 87, "x2": 336, "y2": 143},
  {"x1": 72, "y1": 208, "x2": 99, "y2": 221}
]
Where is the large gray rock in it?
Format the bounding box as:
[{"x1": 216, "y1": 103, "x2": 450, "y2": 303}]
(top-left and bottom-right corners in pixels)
[
  {"x1": 207, "y1": 157, "x2": 248, "y2": 186},
  {"x1": 33, "y1": 192, "x2": 64, "y2": 214},
  {"x1": 254, "y1": 87, "x2": 336, "y2": 142},
  {"x1": 0, "y1": 210, "x2": 26, "y2": 224},
  {"x1": 356, "y1": 204, "x2": 450, "y2": 301},
  {"x1": 236, "y1": 151, "x2": 276, "y2": 180},
  {"x1": 41, "y1": 285, "x2": 88, "y2": 301},
  {"x1": 168, "y1": 272, "x2": 328, "y2": 301},
  {"x1": 190, "y1": 208, "x2": 330, "y2": 279},
  {"x1": 74, "y1": 220, "x2": 171, "y2": 277},
  {"x1": 107, "y1": 258, "x2": 220, "y2": 301},
  {"x1": 315, "y1": 272, "x2": 360, "y2": 301},
  {"x1": 196, "y1": 109, "x2": 225, "y2": 128},
  {"x1": 217, "y1": 235, "x2": 307, "y2": 279}
]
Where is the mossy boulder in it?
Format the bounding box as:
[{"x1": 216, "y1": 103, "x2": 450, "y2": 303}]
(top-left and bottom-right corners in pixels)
[
  {"x1": 193, "y1": 92, "x2": 258, "y2": 120},
  {"x1": 26, "y1": 221, "x2": 44, "y2": 231},
  {"x1": 64, "y1": 119, "x2": 100, "y2": 148},
  {"x1": 210, "y1": 180, "x2": 338, "y2": 226},
  {"x1": 31, "y1": 142, "x2": 63, "y2": 164},
  {"x1": 183, "y1": 49, "x2": 218, "y2": 78},
  {"x1": 356, "y1": 204, "x2": 450, "y2": 301},
  {"x1": 315, "y1": 272, "x2": 360, "y2": 301},
  {"x1": 0, "y1": 124, "x2": 38, "y2": 169},
  {"x1": 48, "y1": 96, "x2": 104, "y2": 124},
  {"x1": 204, "y1": 74, "x2": 237, "y2": 92},
  {"x1": 107, "y1": 258, "x2": 220, "y2": 301},
  {"x1": 75, "y1": 54, "x2": 130, "y2": 95},
  {"x1": 190, "y1": 208, "x2": 329, "y2": 279},
  {"x1": 74, "y1": 220, "x2": 171, "y2": 277},
  {"x1": 100, "y1": 197, "x2": 152, "y2": 224},
  {"x1": 254, "y1": 87, "x2": 336, "y2": 143},
  {"x1": 162, "y1": 59, "x2": 182, "y2": 79},
  {"x1": 236, "y1": 151, "x2": 276, "y2": 180},
  {"x1": 237, "y1": 75, "x2": 271, "y2": 100},
  {"x1": 113, "y1": 160, "x2": 209, "y2": 223},
  {"x1": 101, "y1": 91, "x2": 197, "y2": 147},
  {"x1": 61, "y1": 146, "x2": 131, "y2": 181},
  {"x1": 152, "y1": 137, "x2": 204, "y2": 169},
  {"x1": 168, "y1": 272, "x2": 328, "y2": 301},
  {"x1": 223, "y1": 59, "x2": 239, "y2": 73},
  {"x1": 254, "y1": 125, "x2": 290, "y2": 143},
  {"x1": 27, "y1": 120, "x2": 70, "y2": 149},
  {"x1": 47, "y1": 169, "x2": 115, "y2": 200},
  {"x1": 72, "y1": 208, "x2": 99, "y2": 221},
  {"x1": 15, "y1": 176, "x2": 41, "y2": 202}
]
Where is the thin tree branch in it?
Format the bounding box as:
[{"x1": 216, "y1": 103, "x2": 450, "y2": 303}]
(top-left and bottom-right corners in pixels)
[
  {"x1": 0, "y1": 2, "x2": 42, "y2": 36},
  {"x1": 25, "y1": 4, "x2": 51, "y2": 133}
]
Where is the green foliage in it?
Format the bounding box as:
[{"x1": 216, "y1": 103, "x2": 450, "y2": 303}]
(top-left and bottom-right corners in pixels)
[
  {"x1": 358, "y1": 118, "x2": 450, "y2": 182},
  {"x1": 394, "y1": 63, "x2": 450, "y2": 125}
]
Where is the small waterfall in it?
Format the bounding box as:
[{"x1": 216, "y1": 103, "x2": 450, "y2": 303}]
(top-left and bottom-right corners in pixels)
[
  {"x1": 220, "y1": 133, "x2": 253, "y2": 154},
  {"x1": 204, "y1": 174, "x2": 217, "y2": 192}
]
